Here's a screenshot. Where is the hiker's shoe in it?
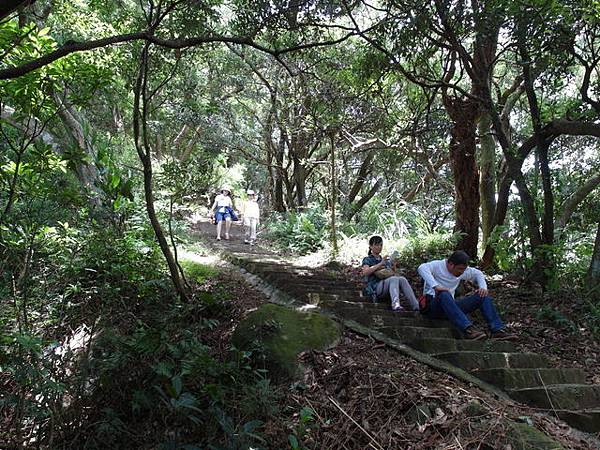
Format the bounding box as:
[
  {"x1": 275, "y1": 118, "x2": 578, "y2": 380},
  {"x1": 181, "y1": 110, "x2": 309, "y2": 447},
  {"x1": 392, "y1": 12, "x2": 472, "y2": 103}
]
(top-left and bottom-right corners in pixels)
[
  {"x1": 216, "y1": 236, "x2": 221, "y2": 241},
  {"x1": 224, "y1": 234, "x2": 230, "y2": 240},
  {"x1": 392, "y1": 305, "x2": 405, "y2": 312},
  {"x1": 244, "y1": 239, "x2": 250, "y2": 244},
  {"x1": 490, "y1": 328, "x2": 518, "y2": 341},
  {"x1": 463, "y1": 326, "x2": 486, "y2": 340}
]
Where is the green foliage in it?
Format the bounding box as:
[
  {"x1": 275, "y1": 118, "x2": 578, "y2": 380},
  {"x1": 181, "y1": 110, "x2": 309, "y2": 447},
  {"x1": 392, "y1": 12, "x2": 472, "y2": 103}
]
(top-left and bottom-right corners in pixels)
[
  {"x1": 394, "y1": 232, "x2": 459, "y2": 269},
  {"x1": 352, "y1": 200, "x2": 434, "y2": 238},
  {"x1": 266, "y1": 208, "x2": 328, "y2": 255},
  {"x1": 181, "y1": 260, "x2": 220, "y2": 284},
  {"x1": 486, "y1": 226, "x2": 513, "y2": 271},
  {"x1": 0, "y1": 332, "x2": 67, "y2": 426},
  {"x1": 335, "y1": 229, "x2": 456, "y2": 270},
  {"x1": 208, "y1": 408, "x2": 266, "y2": 450},
  {"x1": 581, "y1": 300, "x2": 600, "y2": 337},
  {"x1": 536, "y1": 305, "x2": 578, "y2": 333},
  {"x1": 288, "y1": 406, "x2": 317, "y2": 450}
]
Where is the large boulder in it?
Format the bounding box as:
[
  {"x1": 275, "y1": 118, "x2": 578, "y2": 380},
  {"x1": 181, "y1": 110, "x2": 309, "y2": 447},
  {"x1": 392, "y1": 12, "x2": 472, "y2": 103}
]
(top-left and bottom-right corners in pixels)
[{"x1": 232, "y1": 304, "x2": 342, "y2": 381}]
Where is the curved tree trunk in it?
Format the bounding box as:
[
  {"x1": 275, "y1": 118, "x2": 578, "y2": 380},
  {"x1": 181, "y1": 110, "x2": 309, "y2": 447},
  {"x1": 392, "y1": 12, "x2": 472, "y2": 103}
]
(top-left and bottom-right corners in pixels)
[
  {"x1": 133, "y1": 42, "x2": 187, "y2": 302},
  {"x1": 555, "y1": 171, "x2": 600, "y2": 237},
  {"x1": 345, "y1": 178, "x2": 383, "y2": 222}
]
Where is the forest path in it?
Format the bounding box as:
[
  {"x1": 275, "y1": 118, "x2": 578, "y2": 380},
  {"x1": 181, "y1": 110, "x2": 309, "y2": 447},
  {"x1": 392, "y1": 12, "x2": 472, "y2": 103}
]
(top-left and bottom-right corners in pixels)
[{"x1": 190, "y1": 218, "x2": 600, "y2": 434}]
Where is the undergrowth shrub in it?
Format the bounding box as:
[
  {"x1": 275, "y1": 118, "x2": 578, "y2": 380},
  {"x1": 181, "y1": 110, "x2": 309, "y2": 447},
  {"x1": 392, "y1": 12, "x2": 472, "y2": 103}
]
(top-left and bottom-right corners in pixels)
[
  {"x1": 266, "y1": 208, "x2": 327, "y2": 254},
  {"x1": 583, "y1": 301, "x2": 600, "y2": 337},
  {"x1": 350, "y1": 200, "x2": 433, "y2": 237},
  {"x1": 535, "y1": 305, "x2": 578, "y2": 333},
  {"x1": 395, "y1": 232, "x2": 459, "y2": 269},
  {"x1": 336, "y1": 231, "x2": 457, "y2": 270},
  {"x1": 181, "y1": 260, "x2": 220, "y2": 283}
]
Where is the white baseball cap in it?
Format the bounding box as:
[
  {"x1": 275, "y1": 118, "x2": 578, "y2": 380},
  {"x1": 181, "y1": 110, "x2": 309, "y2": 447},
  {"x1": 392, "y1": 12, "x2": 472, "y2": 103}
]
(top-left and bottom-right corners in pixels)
[{"x1": 247, "y1": 189, "x2": 255, "y2": 195}]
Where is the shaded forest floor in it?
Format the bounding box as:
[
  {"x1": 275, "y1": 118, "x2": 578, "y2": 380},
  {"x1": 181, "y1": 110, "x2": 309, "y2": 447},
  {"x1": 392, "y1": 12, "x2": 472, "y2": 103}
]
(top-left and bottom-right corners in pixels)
[
  {"x1": 194, "y1": 257, "x2": 598, "y2": 449},
  {"x1": 188, "y1": 220, "x2": 600, "y2": 448}
]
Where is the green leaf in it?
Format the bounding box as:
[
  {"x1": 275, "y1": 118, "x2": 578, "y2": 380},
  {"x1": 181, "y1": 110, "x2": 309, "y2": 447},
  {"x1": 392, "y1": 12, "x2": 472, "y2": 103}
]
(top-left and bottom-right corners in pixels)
[
  {"x1": 172, "y1": 375, "x2": 183, "y2": 397},
  {"x1": 288, "y1": 434, "x2": 299, "y2": 449},
  {"x1": 110, "y1": 173, "x2": 120, "y2": 189}
]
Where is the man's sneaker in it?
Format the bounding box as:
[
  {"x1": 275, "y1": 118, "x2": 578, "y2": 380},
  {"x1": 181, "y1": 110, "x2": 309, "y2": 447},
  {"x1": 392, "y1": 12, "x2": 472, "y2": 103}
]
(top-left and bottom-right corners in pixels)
[
  {"x1": 244, "y1": 239, "x2": 250, "y2": 244},
  {"x1": 490, "y1": 328, "x2": 518, "y2": 341},
  {"x1": 463, "y1": 326, "x2": 486, "y2": 340},
  {"x1": 392, "y1": 305, "x2": 404, "y2": 312}
]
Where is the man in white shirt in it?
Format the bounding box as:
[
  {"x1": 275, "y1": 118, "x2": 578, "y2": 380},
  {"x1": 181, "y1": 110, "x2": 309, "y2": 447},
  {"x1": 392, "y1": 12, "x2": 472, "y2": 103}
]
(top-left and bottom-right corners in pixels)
[{"x1": 418, "y1": 250, "x2": 517, "y2": 340}]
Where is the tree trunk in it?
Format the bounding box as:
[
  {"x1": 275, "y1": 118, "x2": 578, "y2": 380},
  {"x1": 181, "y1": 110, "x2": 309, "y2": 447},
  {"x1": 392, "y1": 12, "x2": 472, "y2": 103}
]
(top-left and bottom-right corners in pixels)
[
  {"x1": 273, "y1": 131, "x2": 286, "y2": 212},
  {"x1": 588, "y1": 220, "x2": 600, "y2": 295},
  {"x1": 1, "y1": 0, "x2": 35, "y2": 21},
  {"x1": 480, "y1": 168, "x2": 512, "y2": 267},
  {"x1": 518, "y1": 19, "x2": 554, "y2": 284},
  {"x1": 345, "y1": 178, "x2": 383, "y2": 221},
  {"x1": 291, "y1": 128, "x2": 309, "y2": 209},
  {"x1": 293, "y1": 158, "x2": 308, "y2": 209},
  {"x1": 443, "y1": 95, "x2": 481, "y2": 258},
  {"x1": 478, "y1": 112, "x2": 496, "y2": 249},
  {"x1": 53, "y1": 91, "x2": 103, "y2": 205},
  {"x1": 555, "y1": 171, "x2": 600, "y2": 237},
  {"x1": 329, "y1": 131, "x2": 338, "y2": 256},
  {"x1": 134, "y1": 42, "x2": 187, "y2": 302}
]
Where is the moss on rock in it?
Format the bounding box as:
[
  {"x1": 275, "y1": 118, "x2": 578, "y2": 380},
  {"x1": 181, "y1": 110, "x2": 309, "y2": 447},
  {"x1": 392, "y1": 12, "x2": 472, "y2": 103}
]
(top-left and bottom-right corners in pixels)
[
  {"x1": 232, "y1": 304, "x2": 341, "y2": 381},
  {"x1": 505, "y1": 421, "x2": 564, "y2": 450}
]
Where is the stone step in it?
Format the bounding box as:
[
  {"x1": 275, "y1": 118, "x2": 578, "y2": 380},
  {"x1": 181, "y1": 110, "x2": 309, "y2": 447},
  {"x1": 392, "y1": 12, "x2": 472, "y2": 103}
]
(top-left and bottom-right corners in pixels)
[
  {"x1": 378, "y1": 326, "x2": 457, "y2": 341},
  {"x1": 239, "y1": 261, "x2": 314, "y2": 271},
  {"x1": 434, "y1": 351, "x2": 550, "y2": 370},
  {"x1": 307, "y1": 295, "x2": 383, "y2": 307},
  {"x1": 509, "y1": 384, "x2": 600, "y2": 410},
  {"x1": 262, "y1": 272, "x2": 358, "y2": 285},
  {"x1": 242, "y1": 261, "x2": 344, "y2": 273},
  {"x1": 473, "y1": 368, "x2": 586, "y2": 390},
  {"x1": 555, "y1": 409, "x2": 600, "y2": 433},
  {"x1": 284, "y1": 285, "x2": 362, "y2": 297},
  {"x1": 332, "y1": 307, "x2": 453, "y2": 329},
  {"x1": 409, "y1": 337, "x2": 516, "y2": 354},
  {"x1": 251, "y1": 268, "x2": 351, "y2": 283},
  {"x1": 267, "y1": 278, "x2": 360, "y2": 292},
  {"x1": 328, "y1": 304, "x2": 416, "y2": 315}
]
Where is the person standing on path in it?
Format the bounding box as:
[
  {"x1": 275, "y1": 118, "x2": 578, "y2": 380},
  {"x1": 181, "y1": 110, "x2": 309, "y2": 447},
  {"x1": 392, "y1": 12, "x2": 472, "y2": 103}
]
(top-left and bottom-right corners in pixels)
[
  {"x1": 210, "y1": 187, "x2": 236, "y2": 240},
  {"x1": 240, "y1": 189, "x2": 260, "y2": 245},
  {"x1": 361, "y1": 235, "x2": 420, "y2": 311},
  {"x1": 418, "y1": 250, "x2": 517, "y2": 340}
]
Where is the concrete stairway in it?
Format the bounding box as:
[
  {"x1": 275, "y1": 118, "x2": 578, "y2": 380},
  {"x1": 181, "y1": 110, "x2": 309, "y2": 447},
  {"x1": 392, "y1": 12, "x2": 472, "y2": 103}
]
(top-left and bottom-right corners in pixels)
[{"x1": 234, "y1": 257, "x2": 600, "y2": 433}]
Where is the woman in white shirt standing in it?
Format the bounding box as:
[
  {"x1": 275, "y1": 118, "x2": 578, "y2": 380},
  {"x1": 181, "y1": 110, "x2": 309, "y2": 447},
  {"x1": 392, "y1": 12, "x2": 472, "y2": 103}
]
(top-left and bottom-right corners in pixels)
[
  {"x1": 210, "y1": 187, "x2": 235, "y2": 240},
  {"x1": 241, "y1": 189, "x2": 260, "y2": 245}
]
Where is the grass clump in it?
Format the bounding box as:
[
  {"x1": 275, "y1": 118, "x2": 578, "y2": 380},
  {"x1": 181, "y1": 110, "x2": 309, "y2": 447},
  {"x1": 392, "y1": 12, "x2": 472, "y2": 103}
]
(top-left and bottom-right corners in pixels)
[{"x1": 180, "y1": 260, "x2": 220, "y2": 283}]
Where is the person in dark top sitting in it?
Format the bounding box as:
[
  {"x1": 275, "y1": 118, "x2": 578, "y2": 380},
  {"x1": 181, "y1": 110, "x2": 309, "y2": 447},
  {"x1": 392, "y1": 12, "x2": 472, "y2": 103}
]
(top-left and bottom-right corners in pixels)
[{"x1": 361, "y1": 235, "x2": 419, "y2": 312}]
